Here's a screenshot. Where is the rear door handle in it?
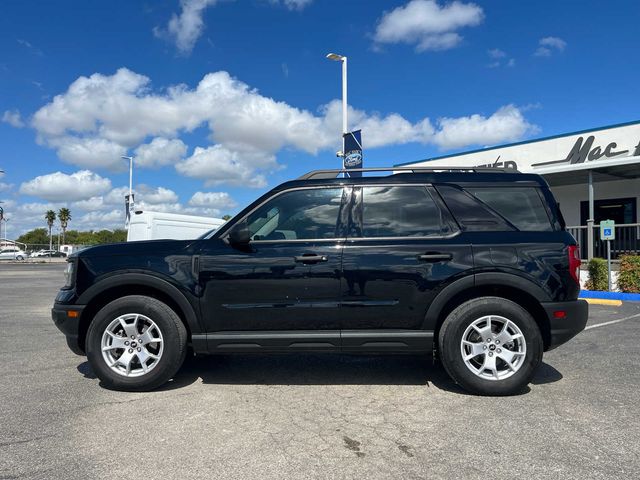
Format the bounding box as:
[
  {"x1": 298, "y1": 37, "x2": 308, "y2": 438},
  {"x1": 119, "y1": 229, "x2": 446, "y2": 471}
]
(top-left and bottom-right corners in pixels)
[
  {"x1": 294, "y1": 254, "x2": 328, "y2": 264},
  {"x1": 418, "y1": 253, "x2": 452, "y2": 262}
]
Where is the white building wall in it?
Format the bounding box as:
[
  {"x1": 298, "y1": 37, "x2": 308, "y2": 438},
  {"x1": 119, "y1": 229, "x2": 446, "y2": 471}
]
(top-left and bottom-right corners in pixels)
[{"x1": 550, "y1": 178, "x2": 640, "y2": 226}]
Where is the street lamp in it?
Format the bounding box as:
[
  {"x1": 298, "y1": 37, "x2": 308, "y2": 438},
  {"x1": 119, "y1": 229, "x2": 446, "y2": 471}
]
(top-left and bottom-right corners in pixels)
[{"x1": 326, "y1": 53, "x2": 348, "y2": 149}]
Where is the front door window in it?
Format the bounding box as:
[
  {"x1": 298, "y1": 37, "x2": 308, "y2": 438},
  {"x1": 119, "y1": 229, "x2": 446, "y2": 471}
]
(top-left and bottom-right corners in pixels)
[{"x1": 247, "y1": 188, "x2": 344, "y2": 241}]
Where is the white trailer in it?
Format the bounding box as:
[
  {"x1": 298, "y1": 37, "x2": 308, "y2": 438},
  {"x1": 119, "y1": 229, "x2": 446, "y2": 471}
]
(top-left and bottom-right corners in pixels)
[{"x1": 127, "y1": 211, "x2": 226, "y2": 242}]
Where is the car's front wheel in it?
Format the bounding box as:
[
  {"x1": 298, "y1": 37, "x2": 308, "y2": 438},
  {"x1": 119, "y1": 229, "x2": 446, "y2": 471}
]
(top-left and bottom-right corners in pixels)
[
  {"x1": 86, "y1": 295, "x2": 187, "y2": 391},
  {"x1": 438, "y1": 296, "x2": 543, "y2": 396}
]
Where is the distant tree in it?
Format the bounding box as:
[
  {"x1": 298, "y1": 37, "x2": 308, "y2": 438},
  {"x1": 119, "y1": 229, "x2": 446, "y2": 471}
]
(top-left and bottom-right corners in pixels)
[
  {"x1": 58, "y1": 208, "x2": 71, "y2": 244},
  {"x1": 45, "y1": 210, "x2": 56, "y2": 249},
  {"x1": 17, "y1": 227, "x2": 128, "y2": 247},
  {"x1": 111, "y1": 229, "x2": 128, "y2": 242},
  {"x1": 17, "y1": 228, "x2": 49, "y2": 247},
  {"x1": 222, "y1": 214, "x2": 232, "y2": 221}
]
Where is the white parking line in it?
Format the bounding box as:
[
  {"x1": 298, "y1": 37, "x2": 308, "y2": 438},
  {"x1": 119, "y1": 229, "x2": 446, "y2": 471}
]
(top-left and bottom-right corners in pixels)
[{"x1": 585, "y1": 313, "x2": 640, "y2": 330}]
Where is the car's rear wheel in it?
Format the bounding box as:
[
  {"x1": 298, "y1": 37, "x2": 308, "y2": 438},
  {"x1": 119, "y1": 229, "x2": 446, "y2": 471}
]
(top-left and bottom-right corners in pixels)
[
  {"x1": 86, "y1": 295, "x2": 187, "y2": 391},
  {"x1": 15, "y1": 255, "x2": 24, "y2": 261},
  {"x1": 438, "y1": 296, "x2": 543, "y2": 396}
]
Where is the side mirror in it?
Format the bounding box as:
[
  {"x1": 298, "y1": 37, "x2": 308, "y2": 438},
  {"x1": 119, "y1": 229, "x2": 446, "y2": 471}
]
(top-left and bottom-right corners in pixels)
[{"x1": 228, "y1": 220, "x2": 251, "y2": 246}]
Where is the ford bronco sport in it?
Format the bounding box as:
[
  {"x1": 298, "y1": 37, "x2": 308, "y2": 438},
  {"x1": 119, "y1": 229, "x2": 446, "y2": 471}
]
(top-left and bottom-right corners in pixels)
[{"x1": 52, "y1": 167, "x2": 588, "y2": 395}]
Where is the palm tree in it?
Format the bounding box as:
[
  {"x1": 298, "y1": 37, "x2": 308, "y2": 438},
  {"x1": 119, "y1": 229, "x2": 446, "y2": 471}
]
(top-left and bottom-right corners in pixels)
[
  {"x1": 58, "y1": 208, "x2": 71, "y2": 245},
  {"x1": 45, "y1": 210, "x2": 56, "y2": 250}
]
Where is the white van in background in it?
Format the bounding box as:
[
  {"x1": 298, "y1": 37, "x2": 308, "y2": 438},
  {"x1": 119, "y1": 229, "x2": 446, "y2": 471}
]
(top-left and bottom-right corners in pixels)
[{"x1": 127, "y1": 211, "x2": 226, "y2": 242}]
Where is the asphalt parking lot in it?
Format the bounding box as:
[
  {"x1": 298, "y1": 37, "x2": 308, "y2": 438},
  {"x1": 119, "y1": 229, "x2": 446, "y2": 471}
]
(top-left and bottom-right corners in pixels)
[{"x1": 1, "y1": 263, "x2": 639, "y2": 480}]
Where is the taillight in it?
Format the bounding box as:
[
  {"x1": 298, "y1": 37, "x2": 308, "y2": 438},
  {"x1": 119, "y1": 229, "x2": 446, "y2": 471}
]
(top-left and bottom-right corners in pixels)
[{"x1": 568, "y1": 245, "x2": 581, "y2": 284}]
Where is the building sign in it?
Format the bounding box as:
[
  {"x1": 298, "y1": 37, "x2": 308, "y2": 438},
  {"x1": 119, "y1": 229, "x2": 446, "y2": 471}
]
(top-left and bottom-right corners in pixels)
[
  {"x1": 343, "y1": 130, "x2": 363, "y2": 177},
  {"x1": 410, "y1": 121, "x2": 640, "y2": 173}
]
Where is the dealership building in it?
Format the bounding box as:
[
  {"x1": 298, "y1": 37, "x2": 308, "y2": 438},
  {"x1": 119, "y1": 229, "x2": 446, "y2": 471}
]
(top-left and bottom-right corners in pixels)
[{"x1": 398, "y1": 121, "x2": 640, "y2": 260}]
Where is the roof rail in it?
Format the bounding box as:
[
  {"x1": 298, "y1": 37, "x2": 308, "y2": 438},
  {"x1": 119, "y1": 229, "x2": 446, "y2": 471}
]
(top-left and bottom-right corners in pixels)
[{"x1": 297, "y1": 166, "x2": 519, "y2": 180}]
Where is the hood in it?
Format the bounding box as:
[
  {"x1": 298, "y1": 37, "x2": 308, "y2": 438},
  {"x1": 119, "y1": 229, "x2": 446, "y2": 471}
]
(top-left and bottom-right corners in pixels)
[{"x1": 73, "y1": 239, "x2": 199, "y2": 258}]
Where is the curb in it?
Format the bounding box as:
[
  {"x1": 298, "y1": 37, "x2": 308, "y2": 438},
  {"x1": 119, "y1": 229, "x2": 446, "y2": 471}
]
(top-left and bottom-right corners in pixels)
[
  {"x1": 582, "y1": 298, "x2": 622, "y2": 306},
  {"x1": 579, "y1": 290, "x2": 640, "y2": 303}
]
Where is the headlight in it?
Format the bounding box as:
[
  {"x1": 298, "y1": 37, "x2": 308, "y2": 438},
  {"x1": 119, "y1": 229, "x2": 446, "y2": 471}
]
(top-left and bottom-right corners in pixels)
[{"x1": 63, "y1": 261, "x2": 76, "y2": 288}]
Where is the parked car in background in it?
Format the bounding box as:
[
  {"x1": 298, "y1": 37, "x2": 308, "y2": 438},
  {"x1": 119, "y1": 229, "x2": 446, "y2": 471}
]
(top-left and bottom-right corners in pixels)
[
  {"x1": 0, "y1": 247, "x2": 27, "y2": 261},
  {"x1": 31, "y1": 249, "x2": 67, "y2": 258}
]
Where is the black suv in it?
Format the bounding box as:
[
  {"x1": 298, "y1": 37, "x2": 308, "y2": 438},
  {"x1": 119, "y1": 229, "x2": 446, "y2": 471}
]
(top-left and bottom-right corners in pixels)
[{"x1": 52, "y1": 167, "x2": 588, "y2": 395}]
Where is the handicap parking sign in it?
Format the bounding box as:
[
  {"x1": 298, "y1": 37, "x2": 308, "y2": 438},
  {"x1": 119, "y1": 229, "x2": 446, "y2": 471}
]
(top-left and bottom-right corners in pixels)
[{"x1": 600, "y1": 220, "x2": 615, "y2": 240}]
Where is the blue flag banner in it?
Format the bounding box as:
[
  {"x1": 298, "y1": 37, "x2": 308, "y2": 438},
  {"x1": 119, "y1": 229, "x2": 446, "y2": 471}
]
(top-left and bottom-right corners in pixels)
[{"x1": 343, "y1": 130, "x2": 363, "y2": 177}]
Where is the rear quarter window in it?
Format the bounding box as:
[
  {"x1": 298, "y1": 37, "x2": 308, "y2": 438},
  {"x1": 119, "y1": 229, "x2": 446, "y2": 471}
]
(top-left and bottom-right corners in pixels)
[{"x1": 467, "y1": 187, "x2": 553, "y2": 231}]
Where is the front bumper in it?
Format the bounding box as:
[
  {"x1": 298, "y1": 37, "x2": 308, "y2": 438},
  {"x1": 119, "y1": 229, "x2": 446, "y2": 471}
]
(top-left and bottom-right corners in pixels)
[
  {"x1": 52, "y1": 303, "x2": 86, "y2": 355},
  {"x1": 542, "y1": 299, "x2": 589, "y2": 351}
]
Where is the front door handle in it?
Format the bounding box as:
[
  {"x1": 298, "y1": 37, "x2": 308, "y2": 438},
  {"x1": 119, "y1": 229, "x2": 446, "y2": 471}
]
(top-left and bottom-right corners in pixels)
[
  {"x1": 294, "y1": 254, "x2": 328, "y2": 264},
  {"x1": 418, "y1": 253, "x2": 452, "y2": 262}
]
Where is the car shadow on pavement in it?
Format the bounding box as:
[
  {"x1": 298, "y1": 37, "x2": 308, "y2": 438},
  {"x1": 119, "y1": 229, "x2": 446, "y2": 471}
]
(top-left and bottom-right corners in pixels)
[
  {"x1": 166, "y1": 355, "x2": 564, "y2": 395},
  {"x1": 77, "y1": 355, "x2": 563, "y2": 395}
]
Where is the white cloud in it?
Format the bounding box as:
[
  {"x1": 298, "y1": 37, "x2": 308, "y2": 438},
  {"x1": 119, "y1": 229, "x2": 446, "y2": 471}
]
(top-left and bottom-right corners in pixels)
[
  {"x1": 17, "y1": 38, "x2": 43, "y2": 56},
  {"x1": 156, "y1": 0, "x2": 219, "y2": 55},
  {"x1": 136, "y1": 185, "x2": 179, "y2": 204},
  {"x1": 19, "y1": 170, "x2": 112, "y2": 202},
  {"x1": 432, "y1": 104, "x2": 538, "y2": 150},
  {"x1": 29, "y1": 67, "x2": 536, "y2": 189},
  {"x1": 487, "y1": 48, "x2": 515, "y2": 68},
  {"x1": 271, "y1": 0, "x2": 313, "y2": 10},
  {"x1": 188, "y1": 191, "x2": 237, "y2": 209},
  {"x1": 374, "y1": 0, "x2": 484, "y2": 52},
  {"x1": 133, "y1": 137, "x2": 187, "y2": 168},
  {"x1": 51, "y1": 137, "x2": 127, "y2": 170},
  {"x1": 2, "y1": 110, "x2": 25, "y2": 128},
  {"x1": 77, "y1": 209, "x2": 124, "y2": 230},
  {"x1": 176, "y1": 145, "x2": 273, "y2": 187},
  {"x1": 0, "y1": 182, "x2": 13, "y2": 192},
  {"x1": 73, "y1": 184, "x2": 180, "y2": 211},
  {"x1": 534, "y1": 36, "x2": 567, "y2": 57}
]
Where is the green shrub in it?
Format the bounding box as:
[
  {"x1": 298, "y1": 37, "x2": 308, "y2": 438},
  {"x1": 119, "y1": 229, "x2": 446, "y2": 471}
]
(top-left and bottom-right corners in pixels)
[
  {"x1": 617, "y1": 255, "x2": 640, "y2": 293},
  {"x1": 585, "y1": 258, "x2": 608, "y2": 291}
]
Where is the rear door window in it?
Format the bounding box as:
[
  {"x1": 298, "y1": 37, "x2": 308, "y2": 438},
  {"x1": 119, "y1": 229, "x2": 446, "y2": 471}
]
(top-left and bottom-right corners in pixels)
[{"x1": 351, "y1": 186, "x2": 454, "y2": 238}]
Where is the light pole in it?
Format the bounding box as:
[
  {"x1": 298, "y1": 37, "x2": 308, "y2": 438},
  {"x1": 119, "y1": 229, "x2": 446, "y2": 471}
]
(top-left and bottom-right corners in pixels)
[
  {"x1": 1, "y1": 170, "x2": 5, "y2": 241},
  {"x1": 326, "y1": 53, "x2": 348, "y2": 158}
]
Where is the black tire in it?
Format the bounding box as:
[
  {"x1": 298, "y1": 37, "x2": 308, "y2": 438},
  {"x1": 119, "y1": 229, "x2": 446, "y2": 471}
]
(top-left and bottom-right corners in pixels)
[
  {"x1": 16, "y1": 255, "x2": 24, "y2": 261},
  {"x1": 438, "y1": 296, "x2": 543, "y2": 396},
  {"x1": 86, "y1": 295, "x2": 187, "y2": 391}
]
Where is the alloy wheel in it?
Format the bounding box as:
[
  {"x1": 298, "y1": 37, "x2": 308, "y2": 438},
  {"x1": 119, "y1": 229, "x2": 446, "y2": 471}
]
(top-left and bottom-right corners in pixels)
[
  {"x1": 101, "y1": 313, "x2": 164, "y2": 377},
  {"x1": 460, "y1": 315, "x2": 526, "y2": 381}
]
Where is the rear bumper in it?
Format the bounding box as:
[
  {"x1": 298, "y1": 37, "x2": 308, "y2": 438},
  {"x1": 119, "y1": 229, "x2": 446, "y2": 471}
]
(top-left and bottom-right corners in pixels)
[
  {"x1": 52, "y1": 303, "x2": 85, "y2": 355},
  {"x1": 541, "y1": 299, "x2": 588, "y2": 351}
]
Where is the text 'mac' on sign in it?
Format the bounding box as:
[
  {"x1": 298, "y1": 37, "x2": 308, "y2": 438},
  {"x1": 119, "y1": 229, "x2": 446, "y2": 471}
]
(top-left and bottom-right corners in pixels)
[{"x1": 343, "y1": 130, "x2": 363, "y2": 177}]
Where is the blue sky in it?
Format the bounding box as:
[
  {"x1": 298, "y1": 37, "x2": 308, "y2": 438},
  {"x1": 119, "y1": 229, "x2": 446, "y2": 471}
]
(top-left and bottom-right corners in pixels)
[{"x1": 1, "y1": 0, "x2": 639, "y2": 236}]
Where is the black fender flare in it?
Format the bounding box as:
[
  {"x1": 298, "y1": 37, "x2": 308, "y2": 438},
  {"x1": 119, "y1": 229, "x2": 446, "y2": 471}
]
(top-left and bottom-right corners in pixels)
[
  {"x1": 422, "y1": 272, "x2": 551, "y2": 331},
  {"x1": 77, "y1": 273, "x2": 201, "y2": 334}
]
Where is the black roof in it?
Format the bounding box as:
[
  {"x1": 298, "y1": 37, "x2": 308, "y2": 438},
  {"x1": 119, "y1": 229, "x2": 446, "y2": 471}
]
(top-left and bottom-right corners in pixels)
[{"x1": 274, "y1": 167, "x2": 548, "y2": 191}]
